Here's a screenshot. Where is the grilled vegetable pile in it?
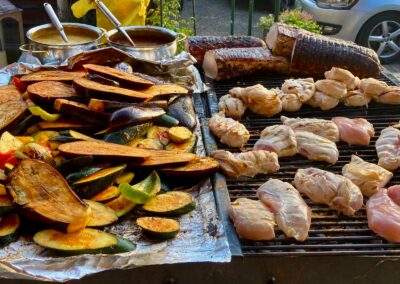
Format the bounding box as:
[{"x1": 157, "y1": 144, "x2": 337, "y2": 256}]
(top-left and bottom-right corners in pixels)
[{"x1": 0, "y1": 64, "x2": 219, "y2": 255}]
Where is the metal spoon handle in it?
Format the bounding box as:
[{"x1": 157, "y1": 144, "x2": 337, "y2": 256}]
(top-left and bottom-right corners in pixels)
[
  {"x1": 43, "y1": 3, "x2": 69, "y2": 43},
  {"x1": 94, "y1": 0, "x2": 135, "y2": 47}
]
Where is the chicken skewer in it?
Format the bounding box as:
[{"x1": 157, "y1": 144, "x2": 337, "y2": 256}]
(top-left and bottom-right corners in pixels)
[
  {"x1": 295, "y1": 131, "x2": 339, "y2": 164},
  {"x1": 294, "y1": 168, "x2": 363, "y2": 216},
  {"x1": 253, "y1": 125, "x2": 297, "y2": 157},
  {"x1": 229, "y1": 198, "x2": 276, "y2": 241},
  {"x1": 257, "y1": 179, "x2": 311, "y2": 242},
  {"x1": 211, "y1": 150, "x2": 280, "y2": 178}
]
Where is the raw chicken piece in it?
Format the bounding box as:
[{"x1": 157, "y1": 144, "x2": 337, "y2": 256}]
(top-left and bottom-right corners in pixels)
[
  {"x1": 332, "y1": 117, "x2": 375, "y2": 146},
  {"x1": 257, "y1": 179, "x2": 311, "y2": 242},
  {"x1": 228, "y1": 198, "x2": 276, "y2": 241},
  {"x1": 306, "y1": 91, "x2": 339, "y2": 111},
  {"x1": 295, "y1": 131, "x2": 339, "y2": 164},
  {"x1": 342, "y1": 155, "x2": 392, "y2": 197},
  {"x1": 218, "y1": 94, "x2": 247, "y2": 119},
  {"x1": 281, "y1": 116, "x2": 339, "y2": 142},
  {"x1": 281, "y1": 78, "x2": 315, "y2": 102},
  {"x1": 315, "y1": 79, "x2": 347, "y2": 99},
  {"x1": 367, "y1": 187, "x2": 400, "y2": 243},
  {"x1": 294, "y1": 168, "x2": 363, "y2": 216},
  {"x1": 253, "y1": 125, "x2": 297, "y2": 157},
  {"x1": 212, "y1": 150, "x2": 280, "y2": 177},
  {"x1": 374, "y1": 86, "x2": 400, "y2": 105},
  {"x1": 324, "y1": 67, "x2": 358, "y2": 90},
  {"x1": 229, "y1": 84, "x2": 282, "y2": 117},
  {"x1": 376, "y1": 126, "x2": 400, "y2": 171},
  {"x1": 388, "y1": 185, "x2": 400, "y2": 205},
  {"x1": 359, "y1": 78, "x2": 388, "y2": 97},
  {"x1": 273, "y1": 88, "x2": 302, "y2": 112},
  {"x1": 342, "y1": 90, "x2": 371, "y2": 107},
  {"x1": 209, "y1": 111, "x2": 250, "y2": 148}
]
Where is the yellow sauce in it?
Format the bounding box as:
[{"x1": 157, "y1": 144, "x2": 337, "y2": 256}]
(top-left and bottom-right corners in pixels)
[{"x1": 32, "y1": 27, "x2": 98, "y2": 45}]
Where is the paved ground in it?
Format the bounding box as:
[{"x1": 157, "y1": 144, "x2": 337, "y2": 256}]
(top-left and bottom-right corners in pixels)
[{"x1": 181, "y1": 0, "x2": 399, "y2": 84}]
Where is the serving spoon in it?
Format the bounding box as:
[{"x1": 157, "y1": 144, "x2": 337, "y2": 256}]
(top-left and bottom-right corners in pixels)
[
  {"x1": 43, "y1": 3, "x2": 69, "y2": 43},
  {"x1": 94, "y1": 0, "x2": 136, "y2": 47}
]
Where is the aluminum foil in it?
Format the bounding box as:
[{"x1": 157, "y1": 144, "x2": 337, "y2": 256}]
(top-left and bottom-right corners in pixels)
[{"x1": 0, "y1": 54, "x2": 230, "y2": 281}]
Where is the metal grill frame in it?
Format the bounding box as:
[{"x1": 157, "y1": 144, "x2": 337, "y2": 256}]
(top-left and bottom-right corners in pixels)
[{"x1": 201, "y1": 73, "x2": 400, "y2": 257}]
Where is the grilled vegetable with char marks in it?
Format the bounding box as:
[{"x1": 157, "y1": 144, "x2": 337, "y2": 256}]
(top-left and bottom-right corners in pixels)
[
  {"x1": 27, "y1": 81, "x2": 81, "y2": 104},
  {"x1": 143, "y1": 191, "x2": 196, "y2": 216},
  {"x1": 137, "y1": 217, "x2": 180, "y2": 239},
  {"x1": 20, "y1": 71, "x2": 86, "y2": 83},
  {"x1": 0, "y1": 214, "x2": 20, "y2": 246},
  {"x1": 109, "y1": 107, "x2": 165, "y2": 129}
]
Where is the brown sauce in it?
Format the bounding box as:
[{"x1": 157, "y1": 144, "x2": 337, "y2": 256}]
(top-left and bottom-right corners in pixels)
[{"x1": 110, "y1": 30, "x2": 174, "y2": 47}]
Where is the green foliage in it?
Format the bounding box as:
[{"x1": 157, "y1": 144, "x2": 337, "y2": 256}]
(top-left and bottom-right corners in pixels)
[{"x1": 258, "y1": 9, "x2": 322, "y2": 34}]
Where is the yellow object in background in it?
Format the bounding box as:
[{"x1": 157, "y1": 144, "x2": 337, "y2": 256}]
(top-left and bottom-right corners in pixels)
[{"x1": 71, "y1": 0, "x2": 150, "y2": 30}]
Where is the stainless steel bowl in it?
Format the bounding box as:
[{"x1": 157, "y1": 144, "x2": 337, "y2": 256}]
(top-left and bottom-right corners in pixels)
[
  {"x1": 106, "y1": 26, "x2": 185, "y2": 61},
  {"x1": 22, "y1": 23, "x2": 105, "y2": 65}
]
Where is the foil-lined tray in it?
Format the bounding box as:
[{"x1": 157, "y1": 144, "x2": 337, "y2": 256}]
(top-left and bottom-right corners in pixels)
[{"x1": 0, "y1": 49, "x2": 230, "y2": 281}]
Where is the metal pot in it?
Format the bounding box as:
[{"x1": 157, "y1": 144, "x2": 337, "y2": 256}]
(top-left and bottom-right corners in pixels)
[
  {"x1": 105, "y1": 26, "x2": 186, "y2": 61},
  {"x1": 21, "y1": 23, "x2": 105, "y2": 65}
]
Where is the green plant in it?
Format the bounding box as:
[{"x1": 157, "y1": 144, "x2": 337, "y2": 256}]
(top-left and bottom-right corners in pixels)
[{"x1": 257, "y1": 9, "x2": 321, "y2": 34}]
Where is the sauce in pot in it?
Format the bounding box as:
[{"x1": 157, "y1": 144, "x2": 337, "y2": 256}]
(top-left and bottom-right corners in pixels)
[
  {"x1": 110, "y1": 30, "x2": 175, "y2": 47},
  {"x1": 31, "y1": 26, "x2": 99, "y2": 45}
]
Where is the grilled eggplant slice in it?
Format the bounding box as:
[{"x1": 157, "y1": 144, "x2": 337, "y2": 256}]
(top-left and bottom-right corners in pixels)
[
  {"x1": 141, "y1": 85, "x2": 189, "y2": 99},
  {"x1": 27, "y1": 81, "x2": 81, "y2": 104},
  {"x1": 130, "y1": 149, "x2": 196, "y2": 168},
  {"x1": 167, "y1": 96, "x2": 197, "y2": 130},
  {"x1": 142, "y1": 191, "x2": 196, "y2": 216},
  {"x1": 0, "y1": 100, "x2": 27, "y2": 131},
  {"x1": 0, "y1": 85, "x2": 21, "y2": 104},
  {"x1": 159, "y1": 157, "x2": 219, "y2": 178},
  {"x1": 85, "y1": 199, "x2": 118, "y2": 227},
  {"x1": 0, "y1": 214, "x2": 20, "y2": 246},
  {"x1": 54, "y1": 99, "x2": 110, "y2": 126},
  {"x1": 73, "y1": 77, "x2": 151, "y2": 102},
  {"x1": 37, "y1": 120, "x2": 94, "y2": 131},
  {"x1": 33, "y1": 228, "x2": 136, "y2": 255},
  {"x1": 109, "y1": 107, "x2": 165, "y2": 129},
  {"x1": 91, "y1": 185, "x2": 120, "y2": 203},
  {"x1": 20, "y1": 71, "x2": 86, "y2": 83},
  {"x1": 73, "y1": 164, "x2": 126, "y2": 199},
  {"x1": 137, "y1": 217, "x2": 179, "y2": 239},
  {"x1": 6, "y1": 159, "x2": 91, "y2": 233},
  {"x1": 84, "y1": 64, "x2": 154, "y2": 88},
  {"x1": 87, "y1": 73, "x2": 120, "y2": 87},
  {"x1": 88, "y1": 98, "x2": 168, "y2": 112},
  {"x1": 103, "y1": 123, "x2": 152, "y2": 145}
]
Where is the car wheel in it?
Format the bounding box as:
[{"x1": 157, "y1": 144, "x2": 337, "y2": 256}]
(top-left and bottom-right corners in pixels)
[{"x1": 356, "y1": 12, "x2": 400, "y2": 64}]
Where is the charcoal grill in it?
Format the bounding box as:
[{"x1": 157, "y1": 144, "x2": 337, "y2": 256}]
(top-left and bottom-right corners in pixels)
[{"x1": 200, "y1": 73, "x2": 400, "y2": 257}]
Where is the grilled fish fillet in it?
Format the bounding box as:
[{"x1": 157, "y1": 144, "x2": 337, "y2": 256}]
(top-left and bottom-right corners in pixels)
[
  {"x1": 273, "y1": 88, "x2": 302, "y2": 112},
  {"x1": 281, "y1": 116, "x2": 339, "y2": 142},
  {"x1": 295, "y1": 130, "x2": 339, "y2": 164},
  {"x1": 203, "y1": 47, "x2": 290, "y2": 81},
  {"x1": 324, "y1": 67, "x2": 358, "y2": 90},
  {"x1": 342, "y1": 89, "x2": 371, "y2": 107},
  {"x1": 294, "y1": 168, "x2": 363, "y2": 216},
  {"x1": 229, "y1": 84, "x2": 282, "y2": 117},
  {"x1": 218, "y1": 94, "x2": 247, "y2": 120},
  {"x1": 209, "y1": 111, "x2": 250, "y2": 148},
  {"x1": 306, "y1": 91, "x2": 339, "y2": 111},
  {"x1": 367, "y1": 186, "x2": 400, "y2": 243},
  {"x1": 212, "y1": 150, "x2": 280, "y2": 178},
  {"x1": 229, "y1": 198, "x2": 275, "y2": 241},
  {"x1": 376, "y1": 126, "x2": 400, "y2": 171},
  {"x1": 332, "y1": 117, "x2": 375, "y2": 146},
  {"x1": 253, "y1": 125, "x2": 297, "y2": 157},
  {"x1": 315, "y1": 79, "x2": 347, "y2": 99},
  {"x1": 342, "y1": 155, "x2": 392, "y2": 197},
  {"x1": 257, "y1": 179, "x2": 311, "y2": 242},
  {"x1": 281, "y1": 78, "x2": 315, "y2": 103}
]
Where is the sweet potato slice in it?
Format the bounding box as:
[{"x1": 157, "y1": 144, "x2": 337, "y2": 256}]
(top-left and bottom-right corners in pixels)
[
  {"x1": 83, "y1": 64, "x2": 154, "y2": 88},
  {"x1": 21, "y1": 70, "x2": 86, "y2": 83},
  {"x1": 28, "y1": 81, "x2": 81, "y2": 103},
  {"x1": 73, "y1": 77, "x2": 152, "y2": 102}
]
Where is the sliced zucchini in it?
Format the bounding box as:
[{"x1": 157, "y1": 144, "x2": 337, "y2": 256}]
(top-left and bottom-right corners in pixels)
[
  {"x1": 56, "y1": 156, "x2": 93, "y2": 175},
  {"x1": 84, "y1": 199, "x2": 118, "y2": 227},
  {"x1": 115, "y1": 172, "x2": 135, "y2": 184},
  {"x1": 53, "y1": 155, "x2": 65, "y2": 167},
  {"x1": 0, "y1": 196, "x2": 15, "y2": 216},
  {"x1": 73, "y1": 164, "x2": 126, "y2": 199},
  {"x1": 59, "y1": 130, "x2": 95, "y2": 141},
  {"x1": 3, "y1": 163, "x2": 14, "y2": 176},
  {"x1": 10, "y1": 114, "x2": 40, "y2": 135},
  {"x1": 137, "y1": 217, "x2": 179, "y2": 239},
  {"x1": 32, "y1": 130, "x2": 59, "y2": 146},
  {"x1": 103, "y1": 123, "x2": 152, "y2": 145},
  {"x1": 168, "y1": 127, "x2": 192, "y2": 143},
  {"x1": 147, "y1": 126, "x2": 170, "y2": 145},
  {"x1": 0, "y1": 184, "x2": 6, "y2": 195},
  {"x1": 49, "y1": 135, "x2": 80, "y2": 143},
  {"x1": 155, "y1": 114, "x2": 179, "y2": 127},
  {"x1": 130, "y1": 138, "x2": 164, "y2": 150},
  {"x1": 165, "y1": 135, "x2": 197, "y2": 153},
  {"x1": 91, "y1": 185, "x2": 120, "y2": 203},
  {"x1": 105, "y1": 194, "x2": 136, "y2": 217},
  {"x1": 142, "y1": 191, "x2": 196, "y2": 216},
  {"x1": 0, "y1": 214, "x2": 20, "y2": 246},
  {"x1": 33, "y1": 228, "x2": 136, "y2": 255},
  {"x1": 119, "y1": 171, "x2": 161, "y2": 204},
  {"x1": 65, "y1": 167, "x2": 103, "y2": 183}
]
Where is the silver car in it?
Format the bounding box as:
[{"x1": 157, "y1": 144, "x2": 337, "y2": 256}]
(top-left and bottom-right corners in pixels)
[{"x1": 300, "y1": 0, "x2": 400, "y2": 63}]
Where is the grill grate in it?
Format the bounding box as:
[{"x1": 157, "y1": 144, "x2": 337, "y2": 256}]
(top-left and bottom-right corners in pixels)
[{"x1": 204, "y1": 74, "x2": 400, "y2": 256}]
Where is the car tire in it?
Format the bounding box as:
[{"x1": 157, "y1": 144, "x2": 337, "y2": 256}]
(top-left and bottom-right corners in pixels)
[{"x1": 356, "y1": 12, "x2": 400, "y2": 64}]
